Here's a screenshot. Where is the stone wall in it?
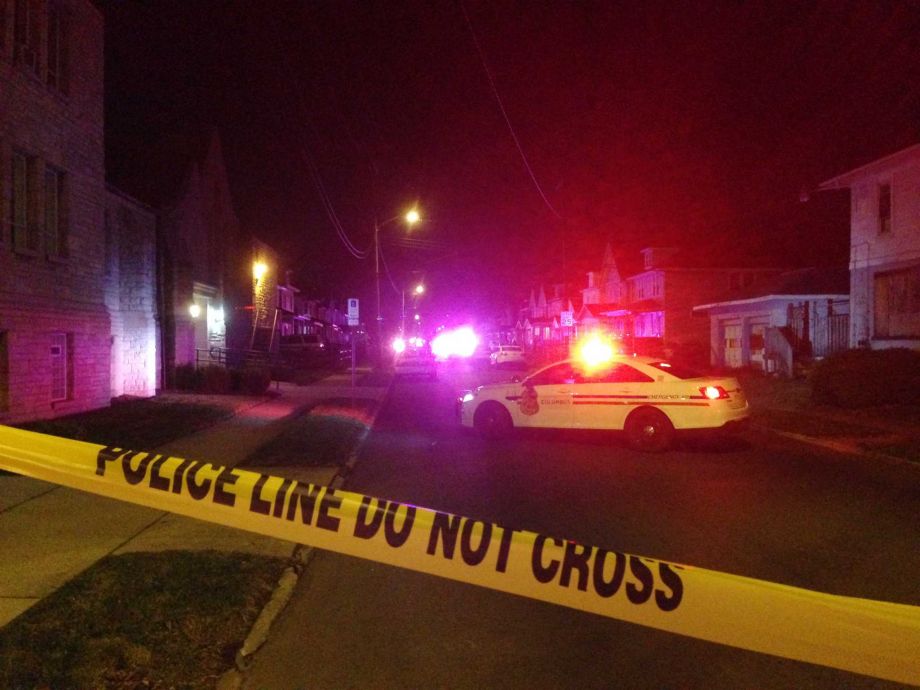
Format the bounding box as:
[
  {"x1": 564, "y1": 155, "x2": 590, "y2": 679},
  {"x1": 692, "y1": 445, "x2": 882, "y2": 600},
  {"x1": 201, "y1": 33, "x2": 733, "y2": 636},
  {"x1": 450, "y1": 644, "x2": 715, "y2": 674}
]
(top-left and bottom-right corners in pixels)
[
  {"x1": 0, "y1": 0, "x2": 109, "y2": 422},
  {"x1": 104, "y1": 189, "x2": 158, "y2": 398}
]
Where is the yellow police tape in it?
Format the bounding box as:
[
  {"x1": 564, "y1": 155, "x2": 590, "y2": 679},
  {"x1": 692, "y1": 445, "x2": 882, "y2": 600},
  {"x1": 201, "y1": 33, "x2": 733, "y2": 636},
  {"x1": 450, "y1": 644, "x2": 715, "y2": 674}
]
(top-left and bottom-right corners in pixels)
[{"x1": 1, "y1": 425, "x2": 918, "y2": 685}]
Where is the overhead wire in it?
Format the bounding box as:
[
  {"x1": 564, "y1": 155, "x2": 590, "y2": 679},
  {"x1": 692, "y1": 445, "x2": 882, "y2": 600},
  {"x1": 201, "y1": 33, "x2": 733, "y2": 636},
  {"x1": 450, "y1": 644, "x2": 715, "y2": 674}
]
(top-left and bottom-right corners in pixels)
[
  {"x1": 289, "y1": 87, "x2": 373, "y2": 261},
  {"x1": 459, "y1": 0, "x2": 563, "y2": 220}
]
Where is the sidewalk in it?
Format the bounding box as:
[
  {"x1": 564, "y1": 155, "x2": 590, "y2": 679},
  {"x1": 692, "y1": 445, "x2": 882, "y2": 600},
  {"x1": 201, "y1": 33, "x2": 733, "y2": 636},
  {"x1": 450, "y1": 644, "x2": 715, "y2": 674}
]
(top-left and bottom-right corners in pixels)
[
  {"x1": 740, "y1": 374, "x2": 920, "y2": 464},
  {"x1": 0, "y1": 369, "x2": 390, "y2": 629}
]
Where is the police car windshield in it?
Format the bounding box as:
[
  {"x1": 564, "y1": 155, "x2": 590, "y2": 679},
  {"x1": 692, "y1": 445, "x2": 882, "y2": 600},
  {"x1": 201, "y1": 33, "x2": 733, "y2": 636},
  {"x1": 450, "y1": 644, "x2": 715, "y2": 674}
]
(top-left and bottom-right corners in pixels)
[{"x1": 646, "y1": 361, "x2": 703, "y2": 379}]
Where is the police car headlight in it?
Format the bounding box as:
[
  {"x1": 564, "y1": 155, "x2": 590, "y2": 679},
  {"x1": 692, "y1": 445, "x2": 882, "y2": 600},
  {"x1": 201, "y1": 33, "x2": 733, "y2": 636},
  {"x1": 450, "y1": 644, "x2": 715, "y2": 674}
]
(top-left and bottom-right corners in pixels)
[{"x1": 460, "y1": 391, "x2": 475, "y2": 404}]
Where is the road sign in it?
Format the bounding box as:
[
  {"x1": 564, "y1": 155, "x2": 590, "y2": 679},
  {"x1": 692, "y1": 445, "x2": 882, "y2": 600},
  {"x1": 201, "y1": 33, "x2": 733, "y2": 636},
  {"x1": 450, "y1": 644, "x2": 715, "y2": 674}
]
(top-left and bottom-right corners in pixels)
[
  {"x1": 560, "y1": 310, "x2": 574, "y2": 327},
  {"x1": 348, "y1": 298, "x2": 359, "y2": 326}
]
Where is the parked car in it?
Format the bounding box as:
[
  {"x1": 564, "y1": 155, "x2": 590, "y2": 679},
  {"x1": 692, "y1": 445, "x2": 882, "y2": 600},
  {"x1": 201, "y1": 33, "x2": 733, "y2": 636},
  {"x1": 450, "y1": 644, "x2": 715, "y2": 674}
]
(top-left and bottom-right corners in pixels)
[
  {"x1": 279, "y1": 334, "x2": 348, "y2": 369},
  {"x1": 490, "y1": 344, "x2": 526, "y2": 368},
  {"x1": 395, "y1": 346, "x2": 438, "y2": 380},
  {"x1": 457, "y1": 355, "x2": 749, "y2": 451}
]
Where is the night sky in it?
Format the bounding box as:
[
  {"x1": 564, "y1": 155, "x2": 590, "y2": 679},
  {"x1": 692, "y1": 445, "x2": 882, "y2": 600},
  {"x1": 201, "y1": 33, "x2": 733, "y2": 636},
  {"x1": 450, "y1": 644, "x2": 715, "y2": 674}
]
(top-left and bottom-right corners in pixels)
[{"x1": 103, "y1": 1, "x2": 920, "y2": 325}]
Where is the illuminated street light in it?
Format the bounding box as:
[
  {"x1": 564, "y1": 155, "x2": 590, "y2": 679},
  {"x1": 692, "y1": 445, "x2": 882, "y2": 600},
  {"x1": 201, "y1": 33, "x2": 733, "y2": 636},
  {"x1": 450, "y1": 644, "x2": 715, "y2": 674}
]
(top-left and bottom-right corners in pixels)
[
  {"x1": 252, "y1": 261, "x2": 268, "y2": 281},
  {"x1": 188, "y1": 303, "x2": 201, "y2": 318},
  {"x1": 402, "y1": 282, "x2": 426, "y2": 334},
  {"x1": 375, "y1": 209, "x2": 421, "y2": 362}
]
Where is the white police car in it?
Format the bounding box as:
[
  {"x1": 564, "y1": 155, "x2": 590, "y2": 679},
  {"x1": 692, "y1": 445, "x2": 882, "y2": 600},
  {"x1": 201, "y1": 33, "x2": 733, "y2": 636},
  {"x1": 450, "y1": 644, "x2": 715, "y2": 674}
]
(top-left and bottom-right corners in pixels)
[{"x1": 458, "y1": 355, "x2": 749, "y2": 451}]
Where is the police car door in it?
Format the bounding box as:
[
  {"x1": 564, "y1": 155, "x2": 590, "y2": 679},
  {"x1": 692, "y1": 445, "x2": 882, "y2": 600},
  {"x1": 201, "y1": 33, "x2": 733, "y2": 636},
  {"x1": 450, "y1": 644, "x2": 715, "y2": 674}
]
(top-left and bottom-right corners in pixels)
[
  {"x1": 572, "y1": 362, "x2": 655, "y2": 430},
  {"x1": 515, "y1": 362, "x2": 576, "y2": 429}
]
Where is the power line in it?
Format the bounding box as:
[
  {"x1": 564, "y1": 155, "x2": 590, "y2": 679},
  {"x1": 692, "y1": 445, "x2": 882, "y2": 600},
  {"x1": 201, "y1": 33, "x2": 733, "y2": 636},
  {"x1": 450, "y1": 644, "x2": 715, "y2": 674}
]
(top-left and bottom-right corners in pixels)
[{"x1": 459, "y1": 0, "x2": 563, "y2": 220}]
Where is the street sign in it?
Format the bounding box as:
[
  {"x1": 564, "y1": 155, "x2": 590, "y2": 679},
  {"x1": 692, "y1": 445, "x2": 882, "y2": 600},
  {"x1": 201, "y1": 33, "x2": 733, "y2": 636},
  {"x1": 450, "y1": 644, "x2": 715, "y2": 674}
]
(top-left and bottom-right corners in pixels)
[
  {"x1": 347, "y1": 298, "x2": 359, "y2": 326},
  {"x1": 560, "y1": 310, "x2": 574, "y2": 327}
]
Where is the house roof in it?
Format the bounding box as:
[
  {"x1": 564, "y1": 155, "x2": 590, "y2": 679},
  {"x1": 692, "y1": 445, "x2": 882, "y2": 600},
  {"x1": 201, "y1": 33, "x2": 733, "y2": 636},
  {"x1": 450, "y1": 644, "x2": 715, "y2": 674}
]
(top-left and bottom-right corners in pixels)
[
  {"x1": 820, "y1": 143, "x2": 920, "y2": 189},
  {"x1": 107, "y1": 128, "x2": 220, "y2": 207},
  {"x1": 694, "y1": 266, "x2": 850, "y2": 312}
]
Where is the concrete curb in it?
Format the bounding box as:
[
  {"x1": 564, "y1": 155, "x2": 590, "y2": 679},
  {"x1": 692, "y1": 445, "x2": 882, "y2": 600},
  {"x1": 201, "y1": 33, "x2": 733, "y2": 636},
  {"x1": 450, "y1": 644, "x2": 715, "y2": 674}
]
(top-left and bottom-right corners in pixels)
[
  {"x1": 218, "y1": 372, "x2": 395, "y2": 690},
  {"x1": 754, "y1": 424, "x2": 919, "y2": 468}
]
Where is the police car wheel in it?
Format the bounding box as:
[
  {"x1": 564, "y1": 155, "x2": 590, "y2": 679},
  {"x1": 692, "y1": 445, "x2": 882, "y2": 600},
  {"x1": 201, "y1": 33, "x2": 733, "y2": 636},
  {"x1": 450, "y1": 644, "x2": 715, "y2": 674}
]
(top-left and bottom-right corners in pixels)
[
  {"x1": 474, "y1": 402, "x2": 513, "y2": 440},
  {"x1": 625, "y1": 408, "x2": 674, "y2": 452}
]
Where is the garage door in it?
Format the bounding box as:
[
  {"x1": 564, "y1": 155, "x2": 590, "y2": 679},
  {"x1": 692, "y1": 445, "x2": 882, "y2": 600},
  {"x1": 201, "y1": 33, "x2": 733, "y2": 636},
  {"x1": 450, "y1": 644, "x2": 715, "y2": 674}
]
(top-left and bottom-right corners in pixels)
[{"x1": 723, "y1": 323, "x2": 743, "y2": 368}]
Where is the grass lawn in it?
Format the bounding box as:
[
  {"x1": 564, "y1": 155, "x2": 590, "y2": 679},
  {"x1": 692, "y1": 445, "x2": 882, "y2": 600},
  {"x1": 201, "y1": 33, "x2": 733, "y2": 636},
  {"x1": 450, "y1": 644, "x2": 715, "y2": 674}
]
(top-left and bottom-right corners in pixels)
[
  {"x1": 17, "y1": 397, "x2": 233, "y2": 450},
  {"x1": 0, "y1": 551, "x2": 286, "y2": 689}
]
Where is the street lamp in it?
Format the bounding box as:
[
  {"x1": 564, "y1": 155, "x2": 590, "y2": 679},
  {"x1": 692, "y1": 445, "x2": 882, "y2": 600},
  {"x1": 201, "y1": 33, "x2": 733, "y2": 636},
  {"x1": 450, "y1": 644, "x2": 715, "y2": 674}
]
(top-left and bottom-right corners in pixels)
[
  {"x1": 375, "y1": 209, "x2": 421, "y2": 362},
  {"x1": 401, "y1": 282, "x2": 425, "y2": 334}
]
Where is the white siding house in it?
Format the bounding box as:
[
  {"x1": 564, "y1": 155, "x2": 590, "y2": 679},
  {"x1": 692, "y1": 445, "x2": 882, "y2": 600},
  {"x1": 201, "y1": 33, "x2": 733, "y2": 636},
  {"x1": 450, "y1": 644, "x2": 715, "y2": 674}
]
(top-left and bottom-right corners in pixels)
[{"x1": 820, "y1": 144, "x2": 920, "y2": 350}]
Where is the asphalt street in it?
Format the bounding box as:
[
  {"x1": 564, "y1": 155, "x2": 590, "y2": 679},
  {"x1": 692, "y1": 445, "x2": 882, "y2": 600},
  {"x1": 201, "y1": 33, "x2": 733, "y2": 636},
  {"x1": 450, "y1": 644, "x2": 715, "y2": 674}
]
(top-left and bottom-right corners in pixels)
[{"x1": 243, "y1": 362, "x2": 920, "y2": 689}]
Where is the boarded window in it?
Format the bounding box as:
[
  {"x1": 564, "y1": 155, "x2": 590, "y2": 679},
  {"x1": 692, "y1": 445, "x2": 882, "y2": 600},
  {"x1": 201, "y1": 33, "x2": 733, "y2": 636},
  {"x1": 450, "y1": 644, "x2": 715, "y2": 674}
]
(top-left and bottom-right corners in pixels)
[
  {"x1": 874, "y1": 266, "x2": 920, "y2": 338},
  {"x1": 878, "y1": 183, "x2": 891, "y2": 234}
]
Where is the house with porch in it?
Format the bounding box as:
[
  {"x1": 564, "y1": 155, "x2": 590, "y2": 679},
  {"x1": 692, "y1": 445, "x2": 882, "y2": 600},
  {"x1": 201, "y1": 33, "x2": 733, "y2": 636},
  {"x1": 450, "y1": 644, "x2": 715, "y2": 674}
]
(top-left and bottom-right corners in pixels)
[{"x1": 819, "y1": 144, "x2": 920, "y2": 350}]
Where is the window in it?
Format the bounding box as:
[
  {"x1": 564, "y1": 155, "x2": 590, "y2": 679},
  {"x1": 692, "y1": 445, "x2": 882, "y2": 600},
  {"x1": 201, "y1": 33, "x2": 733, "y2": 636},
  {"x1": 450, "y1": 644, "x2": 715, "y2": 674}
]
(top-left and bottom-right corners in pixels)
[
  {"x1": 44, "y1": 165, "x2": 66, "y2": 257},
  {"x1": 580, "y1": 364, "x2": 654, "y2": 384},
  {"x1": 528, "y1": 362, "x2": 578, "y2": 386},
  {"x1": 46, "y1": 2, "x2": 67, "y2": 91},
  {"x1": 874, "y1": 266, "x2": 920, "y2": 338},
  {"x1": 13, "y1": 0, "x2": 38, "y2": 73},
  {"x1": 50, "y1": 332, "x2": 72, "y2": 401},
  {"x1": 11, "y1": 151, "x2": 40, "y2": 253},
  {"x1": 0, "y1": 331, "x2": 9, "y2": 413},
  {"x1": 878, "y1": 183, "x2": 891, "y2": 234},
  {"x1": 647, "y1": 361, "x2": 704, "y2": 380}
]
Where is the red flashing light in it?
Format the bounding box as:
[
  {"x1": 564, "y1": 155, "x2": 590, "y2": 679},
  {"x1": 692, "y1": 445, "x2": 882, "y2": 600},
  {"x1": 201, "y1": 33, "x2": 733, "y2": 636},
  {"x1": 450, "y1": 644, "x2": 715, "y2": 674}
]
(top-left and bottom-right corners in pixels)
[{"x1": 700, "y1": 385, "x2": 729, "y2": 400}]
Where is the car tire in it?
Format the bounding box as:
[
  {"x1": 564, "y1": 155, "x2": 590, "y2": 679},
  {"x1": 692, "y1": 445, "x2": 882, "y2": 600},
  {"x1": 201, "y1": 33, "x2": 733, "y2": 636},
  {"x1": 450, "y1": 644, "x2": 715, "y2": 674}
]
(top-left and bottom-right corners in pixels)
[
  {"x1": 625, "y1": 408, "x2": 674, "y2": 452},
  {"x1": 474, "y1": 402, "x2": 513, "y2": 440}
]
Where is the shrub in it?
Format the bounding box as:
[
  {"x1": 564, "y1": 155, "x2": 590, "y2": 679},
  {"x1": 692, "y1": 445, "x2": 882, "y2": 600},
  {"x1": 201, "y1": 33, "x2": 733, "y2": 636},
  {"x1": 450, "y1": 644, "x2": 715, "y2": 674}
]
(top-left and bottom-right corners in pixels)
[
  {"x1": 810, "y1": 348, "x2": 920, "y2": 408},
  {"x1": 236, "y1": 367, "x2": 272, "y2": 395},
  {"x1": 200, "y1": 365, "x2": 232, "y2": 394},
  {"x1": 173, "y1": 364, "x2": 203, "y2": 392}
]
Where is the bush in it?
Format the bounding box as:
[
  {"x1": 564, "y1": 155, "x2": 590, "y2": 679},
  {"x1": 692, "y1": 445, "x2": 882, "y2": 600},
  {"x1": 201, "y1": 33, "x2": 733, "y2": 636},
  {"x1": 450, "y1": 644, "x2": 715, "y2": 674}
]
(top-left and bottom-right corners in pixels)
[
  {"x1": 200, "y1": 365, "x2": 232, "y2": 394},
  {"x1": 173, "y1": 364, "x2": 203, "y2": 392},
  {"x1": 236, "y1": 367, "x2": 272, "y2": 395},
  {"x1": 810, "y1": 348, "x2": 920, "y2": 408}
]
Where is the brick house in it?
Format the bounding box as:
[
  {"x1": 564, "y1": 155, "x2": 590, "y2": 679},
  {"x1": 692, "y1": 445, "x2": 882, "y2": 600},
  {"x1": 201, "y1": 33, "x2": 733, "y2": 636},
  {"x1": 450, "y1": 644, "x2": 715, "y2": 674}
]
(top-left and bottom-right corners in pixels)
[
  {"x1": 572, "y1": 246, "x2": 780, "y2": 363},
  {"x1": 1, "y1": 0, "x2": 158, "y2": 423},
  {"x1": 819, "y1": 144, "x2": 920, "y2": 350}
]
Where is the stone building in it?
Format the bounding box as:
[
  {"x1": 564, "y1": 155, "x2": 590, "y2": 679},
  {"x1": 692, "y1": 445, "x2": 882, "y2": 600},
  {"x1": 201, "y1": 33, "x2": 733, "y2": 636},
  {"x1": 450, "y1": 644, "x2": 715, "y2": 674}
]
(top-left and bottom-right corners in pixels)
[
  {"x1": 104, "y1": 187, "x2": 158, "y2": 397},
  {"x1": 0, "y1": 0, "x2": 157, "y2": 422}
]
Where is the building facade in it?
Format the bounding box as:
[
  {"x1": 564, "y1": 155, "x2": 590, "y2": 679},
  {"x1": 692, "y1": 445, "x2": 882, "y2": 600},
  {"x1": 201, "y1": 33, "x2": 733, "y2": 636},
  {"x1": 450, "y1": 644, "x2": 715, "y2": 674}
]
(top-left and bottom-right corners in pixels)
[
  {"x1": 1, "y1": 0, "x2": 113, "y2": 422},
  {"x1": 104, "y1": 187, "x2": 158, "y2": 397},
  {"x1": 820, "y1": 144, "x2": 920, "y2": 350},
  {"x1": 1, "y1": 0, "x2": 158, "y2": 423}
]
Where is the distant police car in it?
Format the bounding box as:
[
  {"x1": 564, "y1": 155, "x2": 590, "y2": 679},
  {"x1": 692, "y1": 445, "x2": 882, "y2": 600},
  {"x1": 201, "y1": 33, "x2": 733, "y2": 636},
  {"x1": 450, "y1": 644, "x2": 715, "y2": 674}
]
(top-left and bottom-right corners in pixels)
[{"x1": 458, "y1": 355, "x2": 749, "y2": 451}]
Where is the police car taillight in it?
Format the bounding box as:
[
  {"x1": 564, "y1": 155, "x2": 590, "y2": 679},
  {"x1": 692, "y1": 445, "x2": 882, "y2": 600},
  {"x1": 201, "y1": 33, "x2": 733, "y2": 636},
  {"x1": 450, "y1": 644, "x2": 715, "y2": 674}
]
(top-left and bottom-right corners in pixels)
[{"x1": 700, "y1": 385, "x2": 729, "y2": 400}]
